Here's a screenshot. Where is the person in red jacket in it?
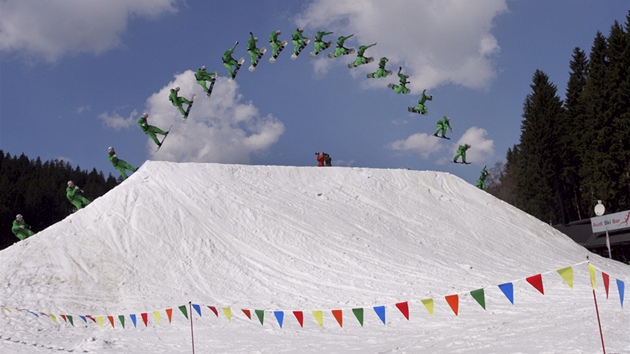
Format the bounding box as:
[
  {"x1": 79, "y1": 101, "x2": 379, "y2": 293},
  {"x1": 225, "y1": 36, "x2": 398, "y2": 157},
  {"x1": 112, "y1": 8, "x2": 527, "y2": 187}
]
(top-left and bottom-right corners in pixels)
[{"x1": 316, "y1": 152, "x2": 325, "y2": 166}]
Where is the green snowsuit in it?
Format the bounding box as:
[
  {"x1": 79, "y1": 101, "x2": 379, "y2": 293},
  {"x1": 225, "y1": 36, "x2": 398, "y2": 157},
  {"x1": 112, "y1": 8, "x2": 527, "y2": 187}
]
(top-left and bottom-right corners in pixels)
[
  {"x1": 169, "y1": 89, "x2": 191, "y2": 116},
  {"x1": 369, "y1": 57, "x2": 390, "y2": 78},
  {"x1": 269, "y1": 30, "x2": 284, "y2": 57},
  {"x1": 12, "y1": 218, "x2": 35, "y2": 241},
  {"x1": 138, "y1": 116, "x2": 167, "y2": 146},
  {"x1": 313, "y1": 30, "x2": 333, "y2": 54},
  {"x1": 108, "y1": 151, "x2": 137, "y2": 180},
  {"x1": 223, "y1": 41, "x2": 240, "y2": 77},
  {"x1": 247, "y1": 32, "x2": 263, "y2": 66},
  {"x1": 195, "y1": 68, "x2": 217, "y2": 93},
  {"x1": 291, "y1": 28, "x2": 309, "y2": 54},
  {"x1": 67, "y1": 185, "x2": 91, "y2": 210},
  {"x1": 453, "y1": 144, "x2": 471, "y2": 163},
  {"x1": 391, "y1": 67, "x2": 410, "y2": 94},
  {"x1": 413, "y1": 89, "x2": 433, "y2": 114},
  {"x1": 434, "y1": 116, "x2": 452, "y2": 137},
  {"x1": 353, "y1": 43, "x2": 376, "y2": 67},
  {"x1": 476, "y1": 166, "x2": 489, "y2": 190},
  {"x1": 333, "y1": 34, "x2": 353, "y2": 57}
]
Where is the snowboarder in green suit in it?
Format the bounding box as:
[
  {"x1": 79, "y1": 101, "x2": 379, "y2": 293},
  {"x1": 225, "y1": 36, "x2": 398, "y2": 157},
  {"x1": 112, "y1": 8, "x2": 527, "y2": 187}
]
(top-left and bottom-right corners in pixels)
[
  {"x1": 195, "y1": 66, "x2": 217, "y2": 94},
  {"x1": 368, "y1": 57, "x2": 391, "y2": 78},
  {"x1": 108, "y1": 146, "x2": 137, "y2": 180},
  {"x1": 434, "y1": 116, "x2": 453, "y2": 138},
  {"x1": 351, "y1": 42, "x2": 376, "y2": 67},
  {"x1": 269, "y1": 30, "x2": 284, "y2": 57},
  {"x1": 332, "y1": 33, "x2": 354, "y2": 57},
  {"x1": 168, "y1": 87, "x2": 191, "y2": 117},
  {"x1": 222, "y1": 41, "x2": 240, "y2": 77},
  {"x1": 291, "y1": 28, "x2": 309, "y2": 55},
  {"x1": 247, "y1": 32, "x2": 263, "y2": 66},
  {"x1": 138, "y1": 113, "x2": 168, "y2": 147},
  {"x1": 12, "y1": 214, "x2": 35, "y2": 241},
  {"x1": 453, "y1": 144, "x2": 471, "y2": 164},
  {"x1": 66, "y1": 181, "x2": 91, "y2": 210},
  {"x1": 313, "y1": 30, "x2": 333, "y2": 55},
  {"x1": 389, "y1": 67, "x2": 410, "y2": 94},
  {"x1": 411, "y1": 89, "x2": 433, "y2": 115},
  {"x1": 476, "y1": 166, "x2": 489, "y2": 190}
]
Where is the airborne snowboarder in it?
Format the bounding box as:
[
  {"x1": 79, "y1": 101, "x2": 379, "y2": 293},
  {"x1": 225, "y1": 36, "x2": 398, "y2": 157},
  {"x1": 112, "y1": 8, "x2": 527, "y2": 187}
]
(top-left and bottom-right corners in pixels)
[
  {"x1": 223, "y1": 41, "x2": 243, "y2": 79},
  {"x1": 66, "y1": 180, "x2": 91, "y2": 210},
  {"x1": 350, "y1": 42, "x2": 376, "y2": 68},
  {"x1": 169, "y1": 87, "x2": 192, "y2": 118},
  {"x1": 476, "y1": 166, "x2": 489, "y2": 190},
  {"x1": 409, "y1": 89, "x2": 433, "y2": 115},
  {"x1": 311, "y1": 30, "x2": 333, "y2": 56},
  {"x1": 453, "y1": 144, "x2": 471, "y2": 164},
  {"x1": 367, "y1": 57, "x2": 392, "y2": 78},
  {"x1": 107, "y1": 146, "x2": 137, "y2": 180},
  {"x1": 195, "y1": 66, "x2": 218, "y2": 96},
  {"x1": 389, "y1": 67, "x2": 410, "y2": 94},
  {"x1": 433, "y1": 116, "x2": 453, "y2": 139},
  {"x1": 268, "y1": 30, "x2": 287, "y2": 62},
  {"x1": 330, "y1": 33, "x2": 354, "y2": 58},
  {"x1": 138, "y1": 113, "x2": 168, "y2": 148},
  {"x1": 291, "y1": 28, "x2": 310, "y2": 59}
]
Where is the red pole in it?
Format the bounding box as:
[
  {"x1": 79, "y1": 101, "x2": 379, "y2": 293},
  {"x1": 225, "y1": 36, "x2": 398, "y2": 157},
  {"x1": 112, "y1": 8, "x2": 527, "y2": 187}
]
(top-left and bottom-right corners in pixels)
[
  {"x1": 588, "y1": 257, "x2": 606, "y2": 353},
  {"x1": 189, "y1": 301, "x2": 195, "y2": 354}
]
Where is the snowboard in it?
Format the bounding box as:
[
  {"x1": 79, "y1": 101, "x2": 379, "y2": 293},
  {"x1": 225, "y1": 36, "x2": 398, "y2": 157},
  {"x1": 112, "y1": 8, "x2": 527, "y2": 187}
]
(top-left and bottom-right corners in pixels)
[
  {"x1": 452, "y1": 161, "x2": 471, "y2": 165},
  {"x1": 290, "y1": 39, "x2": 311, "y2": 60},
  {"x1": 433, "y1": 134, "x2": 450, "y2": 140},
  {"x1": 183, "y1": 95, "x2": 196, "y2": 120},
  {"x1": 155, "y1": 126, "x2": 173, "y2": 151},
  {"x1": 407, "y1": 107, "x2": 428, "y2": 115},
  {"x1": 248, "y1": 47, "x2": 267, "y2": 72},
  {"x1": 367, "y1": 70, "x2": 392, "y2": 79},
  {"x1": 328, "y1": 48, "x2": 355, "y2": 58},
  {"x1": 269, "y1": 41, "x2": 288, "y2": 63},
  {"x1": 309, "y1": 41, "x2": 332, "y2": 57},
  {"x1": 348, "y1": 56, "x2": 374, "y2": 68},
  {"x1": 206, "y1": 72, "x2": 218, "y2": 98},
  {"x1": 228, "y1": 58, "x2": 246, "y2": 82}
]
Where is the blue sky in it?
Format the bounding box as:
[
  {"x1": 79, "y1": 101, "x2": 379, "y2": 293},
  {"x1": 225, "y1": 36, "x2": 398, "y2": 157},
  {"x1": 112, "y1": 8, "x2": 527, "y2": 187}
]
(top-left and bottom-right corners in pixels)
[{"x1": 0, "y1": 0, "x2": 627, "y2": 185}]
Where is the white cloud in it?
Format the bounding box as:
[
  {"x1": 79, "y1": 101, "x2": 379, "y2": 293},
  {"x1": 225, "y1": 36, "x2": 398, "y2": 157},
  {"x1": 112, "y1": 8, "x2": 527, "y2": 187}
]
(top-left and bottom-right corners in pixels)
[
  {"x1": 0, "y1": 0, "x2": 177, "y2": 61},
  {"x1": 295, "y1": 0, "x2": 507, "y2": 91},
  {"x1": 143, "y1": 71, "x2": 285, "y2": 164},
  {"x1": 389, "y1": 132, "x2": 442, "y2": 159},
  {"x1": 98, "y1": 110, "x2": 138, "y2": 130}
]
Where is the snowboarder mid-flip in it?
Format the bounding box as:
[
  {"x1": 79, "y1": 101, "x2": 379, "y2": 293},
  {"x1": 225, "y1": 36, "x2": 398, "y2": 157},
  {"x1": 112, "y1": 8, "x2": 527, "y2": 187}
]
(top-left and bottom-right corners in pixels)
[
  {"x1": 247, "y1": 32, "x2": 264, "y2": 66},
  {"x1": 433, "y1": 116, "x2": 453, "y2": 138},
  {"x1": 368, "y1": 57, "x2": 391, "y2": 78},
  {"x1": 453, "y1": 144, "x2": 471, "y2": 164},
  {"x1": 66, "y1": 180, "x2": 91, "y2": 210},
  {"x1": 138, "y1": 113, "x2": 168, "y2": 147},
  {"x1": 269, "y1": 30, "x2": 286, "y2": 59},
  {"x1": 195, "y1": 66, "x2": 217, "y2": 95},
  {"x1": 312, "y1": 30, "x2": 333, "y2": 56},
  {"x1": 168, "y1": 87, "x2": 192, "y2": 118},
  {"x1": 291, "y1": 28, "x2": 309, "y2": 55},
  {"x1": 476, "y1": 166, "x2": 489, "y2": 190},
  {"x1": 389, "y1": 67, "x2": 410, "y2": 94},
  {"x1": 410, "y1": 89, "x2": 433, "y2": 115},
  {"x1": 12, "y1": 214, "x2": 35, "y2": 241},
  {"x1": 351, "y1": 42, "x2": 376, "y2": 67},
  {"x1": 108, "y1": 146, "x2": 137, "y2": 180},
  {"x1": 332, "y1": 33, "x2": 354, "y2": 57},
  {"x1": 222, "y1": 41, "x2": 241, "y2": 78}
]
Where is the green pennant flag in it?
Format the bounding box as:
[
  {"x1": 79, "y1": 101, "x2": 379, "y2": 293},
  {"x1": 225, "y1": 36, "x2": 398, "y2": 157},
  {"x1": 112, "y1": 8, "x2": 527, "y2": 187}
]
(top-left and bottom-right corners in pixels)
[
  {"x1": 118, "y1": 315, "x2": 125, "y2": 328},
  {"x1": 352, "y1": 308, "x2": 364, "y2": 327},
  {"x1": 470, "y1": 288, "x2": 486, "y2": 310},
  {"x1": 255, "y1": 310, "x2": 265, "y2": 325},
  {"x1": 179, "y1": 305, "x2": 189, "y2": 319},
  {"x1": 67, "y1": 315, "x2": 74, "y2": 327}
]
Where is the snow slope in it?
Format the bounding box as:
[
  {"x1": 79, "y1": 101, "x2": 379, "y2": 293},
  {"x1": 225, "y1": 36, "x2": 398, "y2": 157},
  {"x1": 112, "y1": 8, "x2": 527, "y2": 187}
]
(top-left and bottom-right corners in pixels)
[{"x1": 1, "y1": 161, "x2": 628, "y2": 353}]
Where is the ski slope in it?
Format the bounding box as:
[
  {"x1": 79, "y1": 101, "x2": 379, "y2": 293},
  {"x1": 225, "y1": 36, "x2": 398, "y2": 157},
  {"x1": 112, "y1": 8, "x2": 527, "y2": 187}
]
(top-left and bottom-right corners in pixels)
[{"x1": 1, "y1": 161, "x2": 628, "y2": 353}]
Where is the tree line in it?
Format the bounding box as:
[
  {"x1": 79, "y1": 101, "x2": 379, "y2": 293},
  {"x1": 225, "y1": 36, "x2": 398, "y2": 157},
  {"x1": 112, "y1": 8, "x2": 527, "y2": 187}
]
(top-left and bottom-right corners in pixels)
[
  {"x1": 487, "y1": 11, "x2": 630, "y2": 225},
  {"x1": 0, "y1": 150, "x2": 118, "y2": 250}
]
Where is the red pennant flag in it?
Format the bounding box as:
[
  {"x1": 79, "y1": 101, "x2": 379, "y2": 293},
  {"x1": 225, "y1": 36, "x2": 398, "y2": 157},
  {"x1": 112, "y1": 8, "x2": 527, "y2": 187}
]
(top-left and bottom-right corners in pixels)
[
  {"x1": 86, "y1": 315, "x2": 97, "y2": 323},
  {"x1": 526, "y1": 274, "x2": 545, "y2": 295},
  {"x1": 602, "y1": 272, "x2": 610, "y2": 299},
  {"x1": 208, "y1": 306, "x2": 219, "y2": 317},
  {"x1": 241, "y1": 309, "x2": 252, "y2": 320},
  {"x1": 395, "y1": 301, "x2": 410, "y2": 320},
  {"x1": 141, "y1": 313, "x2": 148, "y2": 327},
  {"x1": 445, "y1": 294, "x2": 459, "y2": 316},
  {"x1": 60, "y1": 314, "x2": 67, "y2": 322},
  {"x1": 166, "y1": 308, "x2": 173, "y2": 323},
  {"x1": 107, "y1": 316, "x2": 115, "y2": 328},
  {"x1": 332, "y1": 310, "x2": 343, "y2": 327},
  {"x1": 293, "y1": 311, "x2": 304, "y2": 327}
]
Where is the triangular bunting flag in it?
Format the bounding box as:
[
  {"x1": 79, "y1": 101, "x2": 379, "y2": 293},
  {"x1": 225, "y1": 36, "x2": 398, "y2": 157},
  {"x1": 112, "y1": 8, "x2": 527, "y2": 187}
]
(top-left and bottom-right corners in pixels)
[
  {"x1": 192, "y1": 304, "x2": 202, "y2": 317},
  {"x1": 61, "y1": 314, "x2": 67, "y2": 322},
  {"x1": 223, "y1": 308, "x2": 232, "y2": 322},
  {"x1": 445, "y1": 294, "x2": 459, "y2": 316},
  {"x1": 241, "y1": 309, "x2": 252, "y2": 320},
  {"x1": 208, "y1": 306, "x2": 219, "y2": 317},
  {"x1": 602, "y1": 272, "x2": 610, "y2": 299},
  {"x1": 86, "y1": 315, "x2": 96, "y2": 323},
  {"x1": 130, "y1": 314, "x2": 137, "y2": 328},
  {"x1": 499, "y1": 282, "x2": 514, "y2": 304},
  {"x1": 79, "y1": 316, "x2": 87, "y2": 323},
  {"x1": 97, "y1": 316, "x2": 104, "y2": 328},
  {"x1": 118, "y1": 315, "x2": 125, "y2": 328},
  {"x1": 67, "y1": 315, "x2": 74, "y2": 327},
  {"x1": 274, "y1": 311, "x2": 284, "y2": 328},
  {"x1": 28, "y1": 311, "x2": 38, "y2": 317},
  {"x1": 617, "y1": 279, "x2": 625, "y2": 308},
  {"x1": 373, "y1": 305, "x2": 386, "y2": 325},
  {"x1": 470, "y1": 289, "x2": 486, "y2": 310},
  {"x1": 166, "y1": 308, "x2": 173, "y2": 323},
  {"x1": 352, "y1": 308, "x2": 364, "y2": 326},
  {"x1": 293, "y1": 311, "x2": 304, "y2": 327},
  {"x1": 141, "y1": 313, "x2": 148, "y2": 327},
  {"x1": 50, "y1": 314, "x2": 57, "y2": 323},
  {"x1": 556, "y1": 266, "x2": 574, "y2": 289},
  {"x1": 108, "y1": 315, "x2": 115, "y2": 328},
  {"x1": 255, "y1": 310, "x2": 265, "y2": 325},
  {"x1": 395, "y1": 301, "x2": 410, "y2": 320},
  {"x1": 153, "y1": 311, "x2": 161, "y2": 326},
  {"x1": 332, "y1": 309, "x2": 343, "y2": 327},
  {"x1": 421, "y1": 299, "x2": 434, "y2": 316},
  {"x1": 178, "y1": 305, "x2": 188, "y2": 319},
  {"x1": 588, "y1": 264, "x2": 597, "y2": 289},
  {"x1": 526, "y1": 274, "x2": 545, "y2": 295},
  {"x1": 312, "y1": 310, "x2": 324, "y2": 327}
]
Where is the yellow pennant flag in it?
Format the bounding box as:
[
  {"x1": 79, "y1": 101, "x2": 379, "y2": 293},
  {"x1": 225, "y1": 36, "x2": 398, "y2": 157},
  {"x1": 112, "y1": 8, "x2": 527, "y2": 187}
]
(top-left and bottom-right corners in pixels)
[
  {"x1": 312, "y1": 310, "x2": 324, "y2": 327},
  {"x1": 50, "y1": 314, "x2": 57, "y2": 323},
  {"x1": 153, "y1": 311, "x2": 161, "y2": 326},
  {"x1": 556, "y1": 266, "x2": 574, "y2": 289},
  {"x1": 97, "y1": 316, "x2": 104, "y2": 328},
  {"x1": 421, "y1": 299, "x2": 434, "y2": 317},
  {"x1": 2, "y1": 307, "x2": 11, "y2": 312},
  {"x1": 223, "y1": 308, "x2": 232, "y2": 322},
  {"x1": 588, "y1": 264, "x2": 597, "y2": 289}
]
